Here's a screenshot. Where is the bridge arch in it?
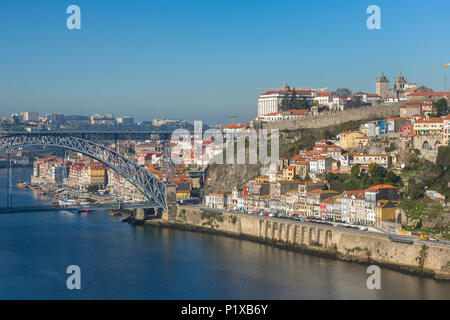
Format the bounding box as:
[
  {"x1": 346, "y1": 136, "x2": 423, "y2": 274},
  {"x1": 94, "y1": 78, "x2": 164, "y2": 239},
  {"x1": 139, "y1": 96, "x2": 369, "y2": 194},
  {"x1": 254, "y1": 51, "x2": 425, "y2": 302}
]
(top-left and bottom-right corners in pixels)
[
  {"x1": 422, "y1": 141, "x2": 431, "y2": 150},
  {"x1": 0, "y1": 134, "x2": 166, "y2": 209},
  {"x1": 433, "y1": 140, "x2": 440, "y2": 150}
]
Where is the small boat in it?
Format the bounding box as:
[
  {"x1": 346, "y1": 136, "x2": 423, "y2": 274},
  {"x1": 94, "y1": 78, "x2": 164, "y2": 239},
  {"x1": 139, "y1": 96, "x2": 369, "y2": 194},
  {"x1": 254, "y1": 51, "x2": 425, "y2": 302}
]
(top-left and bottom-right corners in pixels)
[
  {"x1": 110, "y1": 211, "x2": 122, "y2": 216},
  {"x1": 78, "y1": 199, "x2": 90, "y2": 206},
  {"x1": 17, "y1": 181, "x2": 28, "y2": 189},
  {"x1": 59, "y1": 199, "x2": 78, "y2": 206}
]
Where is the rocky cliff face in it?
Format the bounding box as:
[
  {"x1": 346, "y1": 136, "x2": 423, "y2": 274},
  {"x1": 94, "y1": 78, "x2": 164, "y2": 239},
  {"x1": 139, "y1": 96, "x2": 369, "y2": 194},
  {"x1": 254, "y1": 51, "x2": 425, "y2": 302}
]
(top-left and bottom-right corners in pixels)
[{"x1": 202, "y1": 163, "x2": 262, "y2": 195}]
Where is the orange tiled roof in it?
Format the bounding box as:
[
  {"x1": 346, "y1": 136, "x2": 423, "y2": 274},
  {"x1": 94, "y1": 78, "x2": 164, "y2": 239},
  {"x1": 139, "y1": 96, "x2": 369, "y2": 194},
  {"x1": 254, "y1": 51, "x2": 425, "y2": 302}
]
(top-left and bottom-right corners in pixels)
[{"x1": 365, "y1": 184, "x2": 397, "y2": 191}]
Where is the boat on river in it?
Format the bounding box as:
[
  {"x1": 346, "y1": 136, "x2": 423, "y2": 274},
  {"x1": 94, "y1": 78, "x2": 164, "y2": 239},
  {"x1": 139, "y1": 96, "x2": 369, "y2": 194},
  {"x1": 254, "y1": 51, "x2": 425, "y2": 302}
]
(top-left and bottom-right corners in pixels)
[{"x1": 17, "y1": 181, "x2": 28, "y2": 189}]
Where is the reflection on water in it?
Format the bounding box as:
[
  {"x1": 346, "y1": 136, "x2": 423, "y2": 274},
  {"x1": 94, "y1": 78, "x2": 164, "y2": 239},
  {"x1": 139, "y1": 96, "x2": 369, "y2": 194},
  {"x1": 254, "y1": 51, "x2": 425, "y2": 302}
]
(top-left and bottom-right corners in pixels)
[{"x1": 0, "y1": 168, "x2": 450, "y2": 299}]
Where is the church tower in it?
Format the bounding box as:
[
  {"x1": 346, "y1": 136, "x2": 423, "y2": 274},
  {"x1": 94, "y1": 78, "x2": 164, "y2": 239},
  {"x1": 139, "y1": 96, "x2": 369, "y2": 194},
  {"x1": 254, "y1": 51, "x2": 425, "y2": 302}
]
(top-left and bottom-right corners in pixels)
[
  {"x1": 394, "y1": 73, "x2": 407, "y2": 90},
  {"x1": 376, "y1": 73, "x2": 390, "y2": 99}
]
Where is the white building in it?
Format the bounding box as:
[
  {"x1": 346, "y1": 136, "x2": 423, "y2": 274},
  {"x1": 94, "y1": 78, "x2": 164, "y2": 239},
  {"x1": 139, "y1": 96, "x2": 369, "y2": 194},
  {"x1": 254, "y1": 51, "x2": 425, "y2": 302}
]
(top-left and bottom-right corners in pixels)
[
  {"x1": 22, "y1": 111, "x2": 39, "y2": 122},
  {"x1": 309, "y1": 157, "x2": 334, "y2": 174},
  {"x1": 205, "y1": 192, "x2": 231, "y2": 209},
  {"x1": 257, "y1": 83, "x2": 315, "y2": 117}
]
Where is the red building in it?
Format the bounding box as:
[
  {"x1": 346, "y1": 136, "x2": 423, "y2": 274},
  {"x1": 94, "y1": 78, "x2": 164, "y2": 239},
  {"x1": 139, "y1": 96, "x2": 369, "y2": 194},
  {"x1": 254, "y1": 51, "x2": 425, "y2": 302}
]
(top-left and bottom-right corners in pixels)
[{"x1": 399, "y1": 123, "x2": 414, "y2": 138}]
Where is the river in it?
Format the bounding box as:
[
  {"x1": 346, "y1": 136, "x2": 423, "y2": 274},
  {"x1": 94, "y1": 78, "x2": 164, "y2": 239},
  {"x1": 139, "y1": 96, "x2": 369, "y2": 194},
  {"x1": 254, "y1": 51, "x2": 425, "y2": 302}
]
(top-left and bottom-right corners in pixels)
[{"x1": 0, "y1": 167, "x2": 449, "y2": 299}]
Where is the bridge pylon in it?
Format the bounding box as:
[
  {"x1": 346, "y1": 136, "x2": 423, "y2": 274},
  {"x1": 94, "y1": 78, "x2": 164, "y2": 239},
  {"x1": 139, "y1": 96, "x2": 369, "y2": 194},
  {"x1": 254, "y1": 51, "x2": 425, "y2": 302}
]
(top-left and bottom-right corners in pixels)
[
  {"x1": 7, "y1": 152, "x2": 12, "y2": 209},
  {"x1": 162, "y1": 184, "x2": 177, "y2": 221}
]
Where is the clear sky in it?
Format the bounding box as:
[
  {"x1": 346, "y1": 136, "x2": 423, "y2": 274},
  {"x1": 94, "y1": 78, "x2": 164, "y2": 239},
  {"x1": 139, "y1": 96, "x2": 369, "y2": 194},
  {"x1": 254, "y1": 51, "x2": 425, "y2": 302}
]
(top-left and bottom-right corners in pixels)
[{"x1": 1, "y1": 0, "x2": 449, "y2": 123}]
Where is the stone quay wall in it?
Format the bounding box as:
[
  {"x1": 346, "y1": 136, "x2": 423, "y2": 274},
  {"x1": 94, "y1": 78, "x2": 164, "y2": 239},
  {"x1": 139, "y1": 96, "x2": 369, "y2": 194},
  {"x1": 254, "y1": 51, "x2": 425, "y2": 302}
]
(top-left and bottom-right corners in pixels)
[{"x1": 168, "y1": 206, "x2": 450, "y2": 280}]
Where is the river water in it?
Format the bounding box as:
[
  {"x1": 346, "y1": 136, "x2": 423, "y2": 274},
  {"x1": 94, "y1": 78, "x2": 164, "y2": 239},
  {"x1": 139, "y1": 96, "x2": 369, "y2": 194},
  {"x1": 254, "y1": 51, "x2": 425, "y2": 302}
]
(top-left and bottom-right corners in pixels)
[{"x1": 0, "y1": 167, "x2": 449, "y2": 300}]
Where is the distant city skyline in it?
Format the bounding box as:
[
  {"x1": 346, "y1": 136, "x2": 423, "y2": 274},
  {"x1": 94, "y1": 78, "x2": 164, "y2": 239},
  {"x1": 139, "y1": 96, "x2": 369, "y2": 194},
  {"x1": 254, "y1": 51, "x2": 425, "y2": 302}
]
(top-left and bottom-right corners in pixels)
[{"x1": 1, "y1": 0, "x2": 449, "y2": 123}]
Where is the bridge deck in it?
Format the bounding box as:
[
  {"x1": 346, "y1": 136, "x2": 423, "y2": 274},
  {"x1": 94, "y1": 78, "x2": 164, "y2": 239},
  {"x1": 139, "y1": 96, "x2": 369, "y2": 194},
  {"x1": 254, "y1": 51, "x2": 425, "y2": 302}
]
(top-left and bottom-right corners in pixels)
[{"x1": 0, "y1": 203, "x2": 156, "y2": 214}]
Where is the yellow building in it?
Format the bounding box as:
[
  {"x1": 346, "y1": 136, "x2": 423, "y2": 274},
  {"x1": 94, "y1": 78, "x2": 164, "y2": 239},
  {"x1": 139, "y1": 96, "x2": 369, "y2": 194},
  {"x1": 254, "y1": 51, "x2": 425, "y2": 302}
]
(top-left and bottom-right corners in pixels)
[
  {"x1": 339, "y1": 131, "x2": 367, "y2": 150},
  {"x1": 283, "y1": 165, "x2": 296, "y2": 181},
  {"x1": 375, "y1": 200, "x2": 398, "y2": 228},
  {"x1": 87, "y1": 163, "x2": 107, "y2": 185},
  {"x1": 176, "y1": 190, "x2": 191, "y2": 200},
  {"x1": 295, "y1": 161, "x2": 309, "y2": 179},
  {"x1": 413, "y1": 117, "x2": 444, "y2": 136},
  {"x1": 254, "y1": 176, "x2": 270, "y2": 184}
]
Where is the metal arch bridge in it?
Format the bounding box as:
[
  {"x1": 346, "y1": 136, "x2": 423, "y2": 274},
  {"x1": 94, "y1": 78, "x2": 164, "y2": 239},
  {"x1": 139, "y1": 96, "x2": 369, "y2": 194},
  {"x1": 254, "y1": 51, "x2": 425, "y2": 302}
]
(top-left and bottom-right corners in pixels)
[{"x1": 0, "y1": 133, "x2": 167, "y2": 209}]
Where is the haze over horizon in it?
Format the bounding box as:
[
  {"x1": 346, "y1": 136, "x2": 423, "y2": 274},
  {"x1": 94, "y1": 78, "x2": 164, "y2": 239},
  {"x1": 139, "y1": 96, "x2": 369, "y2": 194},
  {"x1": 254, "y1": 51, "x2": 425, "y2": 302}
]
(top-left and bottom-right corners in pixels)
[{"x1": 1, "y1": 0, "x2": 449, "y2": 123}]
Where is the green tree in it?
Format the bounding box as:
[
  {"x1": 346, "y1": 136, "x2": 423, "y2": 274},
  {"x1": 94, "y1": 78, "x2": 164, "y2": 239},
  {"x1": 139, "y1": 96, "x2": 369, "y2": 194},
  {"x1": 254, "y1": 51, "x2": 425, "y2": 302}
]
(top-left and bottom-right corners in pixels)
[
  {"x1": 334, "y1": 88, "x2": 352, "y2": 97},
  {"x1": 322, "y1": 130, "x2": 334, "y2": 139},
  {"x1": 280, "y1": 93, "x2": 291, "y2": 111},
  {"x1": 87, "y1": 184, "x2": 100, "y2": 193},
  {"x1": 297, "y1": 97, "x2": 309, "y2": 110},
  {"x1": 368, "y1": 164, "x2": 387, "y2": 179},
  {"x1": 291, "y1": 89, "x2": 298, "y2": 109},
  {"x1": 351, "y1": 164, "x2": 360, "y2": 178},
  {"x1": 408, "y1": 178, "x2": 424, "y2": 200},
  {"x1": 432, "y1": 98, "x2": 448, "y2": 117}
]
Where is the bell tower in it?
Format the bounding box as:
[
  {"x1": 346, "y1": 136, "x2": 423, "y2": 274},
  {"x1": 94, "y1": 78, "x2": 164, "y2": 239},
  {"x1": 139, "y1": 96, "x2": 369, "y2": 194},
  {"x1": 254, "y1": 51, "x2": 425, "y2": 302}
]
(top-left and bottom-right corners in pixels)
[{"x1": 376, "y1": 73, "x2": 390, "y2": 99}]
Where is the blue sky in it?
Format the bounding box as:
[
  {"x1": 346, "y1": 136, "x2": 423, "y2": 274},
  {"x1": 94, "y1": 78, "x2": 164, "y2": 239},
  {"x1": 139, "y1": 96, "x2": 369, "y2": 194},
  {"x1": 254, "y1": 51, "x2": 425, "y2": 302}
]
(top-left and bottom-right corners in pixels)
[{"x1": 0, "y1": 0, "x2": 449, "y2": 123}]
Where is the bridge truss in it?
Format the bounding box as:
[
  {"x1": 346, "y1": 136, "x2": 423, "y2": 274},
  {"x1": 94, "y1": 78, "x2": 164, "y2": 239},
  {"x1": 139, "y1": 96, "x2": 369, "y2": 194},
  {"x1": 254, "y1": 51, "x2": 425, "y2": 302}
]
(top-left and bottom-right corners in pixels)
[{"x1": 0, "y1": 133, "x2": 167, "y2": 209}]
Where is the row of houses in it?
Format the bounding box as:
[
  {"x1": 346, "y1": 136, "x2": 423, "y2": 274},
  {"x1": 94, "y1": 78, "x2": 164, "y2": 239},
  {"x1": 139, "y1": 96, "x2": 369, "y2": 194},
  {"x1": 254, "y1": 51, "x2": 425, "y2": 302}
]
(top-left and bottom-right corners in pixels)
[
  {"x1": 32, "y1": 153, "x2": 194, "y2": 201},
  {"x1": 205, "y1": 183, "x2": 399, "y2": 227},
  {"x1": 273, "y1": 139, "x2": 394, "y2": 184}
]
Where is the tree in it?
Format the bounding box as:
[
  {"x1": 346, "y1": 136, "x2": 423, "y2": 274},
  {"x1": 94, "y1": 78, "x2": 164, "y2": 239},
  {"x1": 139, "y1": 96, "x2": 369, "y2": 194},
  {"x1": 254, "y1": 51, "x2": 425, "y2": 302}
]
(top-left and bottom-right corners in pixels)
[
  {"x1": 432, "y1": 98, "x2": 448, "y2": 117},
  {"x1": 87, "y1": 184, "x2": 100, "y2": 193},
  {"x1": 289, "y1": 90, "x2": 309, "y2": 110},
  {"x1": 322, "y1": 130, "x2": 334, "y2": 139},
  {"x1": 334, "y1": 88, "x2": 352, "y2": 97},
  {"x1": 280, "y1": 93, "x2": 291, "y2": 111},
  {"x1": 291, "y1": 89, "x2": 298, "y2": 108},
  {"x1": 297, "y1": 97, "x2": 309, "y2": 110},
  {"x1": 408, "y1": 178, "x2": 424, "y2": 200},
  {"x1": 368, "y1": 164, "x2": 386, "y2": 179},
  {"x1": 351, "y1": 164, "x2": 360, "y2": 178},
  {"x1": 344, "y1": 96, "x2": 363, "y2": 109}
]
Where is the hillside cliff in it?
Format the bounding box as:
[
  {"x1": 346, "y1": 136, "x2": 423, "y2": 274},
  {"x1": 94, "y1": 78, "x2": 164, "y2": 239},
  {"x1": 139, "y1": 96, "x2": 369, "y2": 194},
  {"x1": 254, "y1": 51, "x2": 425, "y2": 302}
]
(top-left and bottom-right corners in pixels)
[{"x1": 202, "y1": 163, "x2": 262, "y2": 195}]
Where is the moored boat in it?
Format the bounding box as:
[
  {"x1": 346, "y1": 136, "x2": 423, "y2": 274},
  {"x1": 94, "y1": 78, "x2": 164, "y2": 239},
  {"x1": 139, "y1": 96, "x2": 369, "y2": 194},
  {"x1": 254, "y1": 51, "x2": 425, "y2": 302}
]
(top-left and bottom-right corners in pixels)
[{"x1": 17, "y1": 181, "x2": 28, "y2": 189}]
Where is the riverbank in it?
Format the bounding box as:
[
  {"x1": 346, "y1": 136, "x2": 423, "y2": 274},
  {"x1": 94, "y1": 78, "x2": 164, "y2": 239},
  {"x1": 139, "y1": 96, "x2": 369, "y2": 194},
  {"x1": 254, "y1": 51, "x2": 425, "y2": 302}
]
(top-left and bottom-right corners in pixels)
[{"x1": 126, "y1": 207, "x2": 450, "y2": 281}]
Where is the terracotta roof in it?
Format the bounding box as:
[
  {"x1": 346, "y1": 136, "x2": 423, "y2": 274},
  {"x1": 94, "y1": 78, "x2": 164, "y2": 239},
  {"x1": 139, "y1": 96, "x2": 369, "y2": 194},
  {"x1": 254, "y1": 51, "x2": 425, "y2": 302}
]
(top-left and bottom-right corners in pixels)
[
  {"x1": 400, "y1": 102, "x2": 423, "y2": 108},
  {"x1": 414, "y1": 118, "x2": 443, "y2": 124},
  {"x1": 286, "y1": 109, "x2": 309, "y2": 115},
  {"x1": 407, "y1": 91, "x2": 450, "y2": 96},
  {"x1": 260, "y1": 90, "x2": 314, "y2": 96},
  {"x1": 221, "y1": 123, "x2": 250, "y2": 129},
  {"x1": 342, "y1": 190, "x2": 365, "y2": 198},
  {"x1": 365, "y1": 184, "x2": 397, "y2": 191}
]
